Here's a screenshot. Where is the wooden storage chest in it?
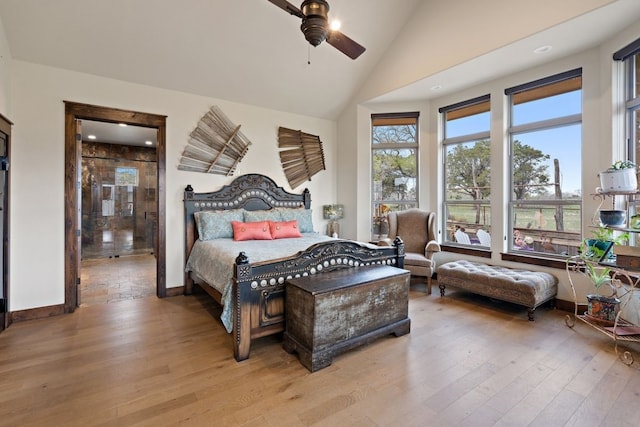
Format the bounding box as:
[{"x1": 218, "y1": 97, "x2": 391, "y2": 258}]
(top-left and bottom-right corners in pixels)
[{"x1": 283, "y1": 265, "x2": 410, "y2": 372}]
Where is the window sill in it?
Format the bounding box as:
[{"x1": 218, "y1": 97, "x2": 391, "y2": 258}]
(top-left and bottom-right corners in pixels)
[
  {"x1": 441, "y1": 245, "x2": 567, "y2": 270},
  {"x1": 441, "y1": 244, "x2": 491, "y2": 258},
  {"x1": 500, "y1": 252, "x2": 566, "y2": 270}
]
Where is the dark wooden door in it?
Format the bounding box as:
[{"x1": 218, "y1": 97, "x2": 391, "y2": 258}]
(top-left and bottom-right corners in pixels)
[{"x1": 0, "y1": 113, "x2": 12, "y2": 332}]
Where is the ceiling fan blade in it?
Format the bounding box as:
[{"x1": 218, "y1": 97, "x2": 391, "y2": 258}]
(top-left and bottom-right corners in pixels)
[
  {"x1": 326, "y1": 30, "x2": 366, "y2": 60},
  {"x1": 267, "y1": 0, "x2": 304, "y2": 19}
]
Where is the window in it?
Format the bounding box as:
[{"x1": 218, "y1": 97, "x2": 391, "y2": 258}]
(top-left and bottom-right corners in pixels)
[
  {"x1": 506, "y1": 69, "x2": 582, "y2": 257},
  {"x1": 629, "y1": 53, "x2": 640, "y2": 160},
  {"x1": 441, "y1": 95, "x2": 491, "y2": 247},
  {"x1": 115, "y1": 166, "x2": 138, "y2": 186},
  {"x1": 371, "y1": 112, "x2": 418, "y2": 238},
  {"x1": 615, "y1": 39, "x2": 640, "y2": 244}
]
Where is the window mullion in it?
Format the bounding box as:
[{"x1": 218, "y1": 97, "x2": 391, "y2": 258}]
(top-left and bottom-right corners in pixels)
[
  {"x1": 509, "y1": 114, "x2": 581, "y2": 134},
  {"x1": 443, "y1": 131, "x2": 491, "y2": 146}
]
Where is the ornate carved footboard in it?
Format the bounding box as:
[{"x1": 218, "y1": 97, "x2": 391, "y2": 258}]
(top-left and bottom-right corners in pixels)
[
  {"x1": 232, "y1": 238, "x2": 404, "y2": 361},
  {"x1": 184, "y1": 174, "x2": 405, "y2": 361}
]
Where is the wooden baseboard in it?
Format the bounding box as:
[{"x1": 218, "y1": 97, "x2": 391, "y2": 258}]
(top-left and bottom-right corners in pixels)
[
  {"x1": 165, "y1": 286, "x2": 185, "y2": 297},
  {"x1": 7, "y1": 294, "x2": 582, "y2": 326},
  {"x1": 554, "y1": 298, "x2": 585, "y2": 313},
  {"x1": 9, "y1": 286, "x2": 185, "y2": 323},
  {"x1": 10, "y1": 304, "x2": 66, "y2": 323}
]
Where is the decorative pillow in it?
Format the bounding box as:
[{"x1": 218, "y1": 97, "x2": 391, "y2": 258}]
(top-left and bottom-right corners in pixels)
[
  {"x1": 243, "y1": 209, "x2": 282, "y2": 223},
  {"x1": 269, "y1": 220, "x2": 302, "y2": 239},
  {"x1": 278, "y1": 208, "x2": 314, "y2": 233},
  {"x1": 232, "y1": 221, "x2": 273, "y2": 241},
  {"x1": 194, "y1": 209, "x2": 244, "y2": 240}
]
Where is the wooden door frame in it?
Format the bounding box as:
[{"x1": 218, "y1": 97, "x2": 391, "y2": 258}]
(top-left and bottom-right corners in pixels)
[{"x1": 64, "y1": 101, "x2": 167, "y2": 312}]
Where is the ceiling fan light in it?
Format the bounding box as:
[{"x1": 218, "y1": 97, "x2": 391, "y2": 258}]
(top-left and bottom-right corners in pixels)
[
  {"x1": 300, "y1": 0, "x2": 329, "y2": 47},
  {"x1": 268, "y1": 0, "x2": 365, "y2": 59},
  {"x1": 301, "y1": 16, "x2": 328, "y2": 46},
  {"x1": 301, "y1": 0, "x2": 329, "y2": 18}
]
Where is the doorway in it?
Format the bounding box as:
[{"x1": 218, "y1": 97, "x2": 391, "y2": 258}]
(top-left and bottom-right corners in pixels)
[
  {"x1": 80, "y1": 121, "x2": 158, "y2": 305},
  {"x1": 81, "y1": 121, "x2": 157, "y2": 259},
  {"x1": 64, "y1": 102, "x2": 167, "y2": 312}
]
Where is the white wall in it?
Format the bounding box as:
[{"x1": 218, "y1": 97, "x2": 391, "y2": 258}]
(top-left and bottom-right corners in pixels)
[
  {"x1": 9, "y1": 60, "x2": 337, "y2": 311},
  {"x1": 354, "y1": 0, "x2": 615, "y2": 106},
  {"x1": 0, "y1": 13, "x2": 11, "y2": 116}
]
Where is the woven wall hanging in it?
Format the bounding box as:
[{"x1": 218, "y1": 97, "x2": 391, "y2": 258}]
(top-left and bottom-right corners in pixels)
[
  {"x1": 178, "y1": 106, "x2": 252, "y2": 176},
  {"x1": 278, "y1": 126, "x2": 326, "y2": 189}
]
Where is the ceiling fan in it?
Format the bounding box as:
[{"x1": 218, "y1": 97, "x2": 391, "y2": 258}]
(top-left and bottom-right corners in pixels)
[{"x1": 267, "y1": 0, "x2": 366, "y2": 60}]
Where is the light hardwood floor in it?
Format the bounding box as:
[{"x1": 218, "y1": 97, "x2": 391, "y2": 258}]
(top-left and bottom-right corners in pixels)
[{"x1": 0, "y1": 281, "x2": 639, "y2": 426}]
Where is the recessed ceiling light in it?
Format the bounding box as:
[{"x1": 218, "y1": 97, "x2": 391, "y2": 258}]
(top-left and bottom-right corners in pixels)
[
  {"x1": 330, "y1": 19, "x2": 341, "y2": 31},
  {"x1": 119, "y1": 123, "x2": 128, "y2": 127},
  {"x1": 533, "y1": 45, "x2": 552, "y2": 54},
  {"x1": 145, "y1": 140, "x2": 153, "y2": 146},
  {"x1": 87, "y1": 134, "x2": 96, "y2": 140},
  {"x1": 430, "y1": 84, "x2": 442, "y2": 91}
]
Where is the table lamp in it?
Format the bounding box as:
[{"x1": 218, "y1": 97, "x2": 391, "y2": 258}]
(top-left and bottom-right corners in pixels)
[{"x1": 323, "y1": 204, "x2": 344, "y2": 237}]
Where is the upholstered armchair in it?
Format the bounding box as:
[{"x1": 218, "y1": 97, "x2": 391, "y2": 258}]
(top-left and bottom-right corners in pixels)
[{"x1": 378, "y1": 209, "x2": 440, "y2": 294}]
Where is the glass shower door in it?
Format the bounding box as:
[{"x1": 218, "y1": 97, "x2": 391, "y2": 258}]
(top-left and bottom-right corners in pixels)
[{"x1": 82, "y1": 158, "x2": 156, "y2": 259}]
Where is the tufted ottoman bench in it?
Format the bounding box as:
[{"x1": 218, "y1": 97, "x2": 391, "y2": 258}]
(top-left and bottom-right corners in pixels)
[{"x1": 436, "y1": 260, "x2": 558, "y2": 321}]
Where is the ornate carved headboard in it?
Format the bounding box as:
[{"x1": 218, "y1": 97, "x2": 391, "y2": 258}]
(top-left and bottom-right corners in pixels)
[{"x1": 184, "y1": 173, "x2": 311, "y2": 261}]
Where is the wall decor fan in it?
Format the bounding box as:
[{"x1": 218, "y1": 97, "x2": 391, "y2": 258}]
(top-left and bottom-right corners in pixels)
[
  {"x1": 178, "y1": 106, "x2": 252, "y2": 176},
  {"x1": 267, "y1": 0, "x2": 366, "y2": 59},
  {"x1": 278, "y1": 126, "x2": 326, "y2": 189}
]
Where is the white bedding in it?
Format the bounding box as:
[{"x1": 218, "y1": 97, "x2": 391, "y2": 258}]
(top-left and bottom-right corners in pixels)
[{"x1": 185, "y1": 233, "x2": 334, "y2": 332}]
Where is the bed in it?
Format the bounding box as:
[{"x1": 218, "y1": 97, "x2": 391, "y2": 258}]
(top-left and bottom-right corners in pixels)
[{"x1": 184, "y1": 173, "x2": 405, "y2": 361}]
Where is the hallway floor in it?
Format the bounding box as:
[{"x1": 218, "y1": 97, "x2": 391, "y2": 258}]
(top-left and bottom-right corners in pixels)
[{"x1": 80, "y1": 254, "x2": 156, "y2": 306}]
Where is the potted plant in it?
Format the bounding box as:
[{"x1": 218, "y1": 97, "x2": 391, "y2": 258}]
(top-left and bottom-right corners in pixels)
[
  {"x1": 372, "y1": 217, "x2": 381, "y2": 237},
  {"x1": 372, "y1": 204, "x2": 390, "y2": 238},
  {"x1": 598, "y1": 160, "x2": 638, "y2": 193},
  {"x1": 377, "y1": 216, "x2": 389, "y2": 237},
  {"x1": 584, "y1": 263, "x2": 620, "y2": 325},
  {"x1": 579, "y1": 226, "x2": 629, "y2": 261}
]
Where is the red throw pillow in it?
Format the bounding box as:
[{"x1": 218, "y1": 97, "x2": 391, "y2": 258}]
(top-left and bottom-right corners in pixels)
[
  {"x1": 231, "y1": 221, "x2": 273, "y2": 241},
  {"x1": 269, "y1": 220, "x2": 302, "y2": 239}
]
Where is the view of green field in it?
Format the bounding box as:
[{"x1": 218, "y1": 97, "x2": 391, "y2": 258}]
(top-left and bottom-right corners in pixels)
[{"x1": 447, "y1": 204, "x2": 582, "y2": 255}]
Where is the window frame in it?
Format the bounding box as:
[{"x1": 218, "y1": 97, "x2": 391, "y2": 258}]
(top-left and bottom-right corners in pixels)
[
  {"x1": 440, "y1": 95, "x2": 492, "y2": 249},
  {"x1": 370, "y1": 112, "x2": 419, "y2": 239},
  {"x1": 623, "y1": 53, "x2": 640, "y2": 244},
  {"x1": 625, "y1": 53, "x2": 640, "y2": 161},
  {"x1": 505, "y1": 68, "x2": 583, "y2": 259}
]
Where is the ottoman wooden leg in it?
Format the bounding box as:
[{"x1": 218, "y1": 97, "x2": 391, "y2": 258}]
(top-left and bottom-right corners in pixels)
[{"x1": 528, "y1": 308, "x2": 535, "y2": 321}]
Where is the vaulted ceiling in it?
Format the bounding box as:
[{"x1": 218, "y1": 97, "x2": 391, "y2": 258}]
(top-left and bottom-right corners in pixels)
[{"x1": 1, "y1": 0, "x2": 639, "y2": 120}]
